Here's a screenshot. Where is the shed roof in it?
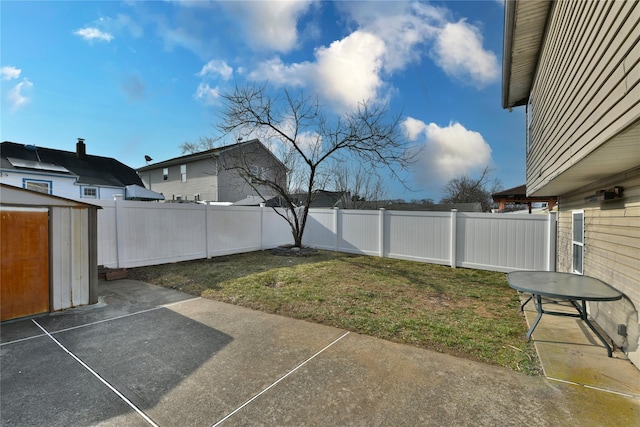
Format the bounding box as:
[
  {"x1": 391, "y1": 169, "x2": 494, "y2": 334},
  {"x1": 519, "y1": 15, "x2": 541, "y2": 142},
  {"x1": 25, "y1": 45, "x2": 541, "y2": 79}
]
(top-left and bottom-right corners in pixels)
[
  {"x1": 1, "y1": 141, "x2": 144, "y2": 188},
  {"x1": 0, "y1": 183, "x2": 101, "y2": 208}
]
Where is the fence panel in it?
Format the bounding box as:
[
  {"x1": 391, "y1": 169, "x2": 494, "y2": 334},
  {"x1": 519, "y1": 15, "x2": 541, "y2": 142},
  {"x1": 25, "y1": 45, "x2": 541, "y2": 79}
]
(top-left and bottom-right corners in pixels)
[
  {"x1": 206, "y1": 206, "x2": 261, "y2": 257},
  {"x1": 94, "y1": 200, "x2": 118, "y2": 267},
  {"x1": 304, "y1": 209, "x2": 337, "y2": 250},
  {"x1": 455, "y1": 213, "x2": 554, "y2": 272},
  {"x1": 262, "y1": 208, "x2": 297, "y2": 248},
  {"x1": 385, "y1": 210, "x2": 451, "y2": 265},
  {"x1": 95, "y1": 201, "x2": 555, "y2": 273},
  {"x1": 119, "y1": 202, "x2": 207, "y2": 268},
  {"x1": 338, "y1": 210, "x2": 380, "y2": 255}
]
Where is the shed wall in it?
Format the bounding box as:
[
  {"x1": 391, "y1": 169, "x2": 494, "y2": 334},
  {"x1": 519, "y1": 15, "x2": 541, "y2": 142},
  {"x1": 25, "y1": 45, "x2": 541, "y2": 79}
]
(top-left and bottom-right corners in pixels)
[{"x1": 50, "y1": 207, "x2": 92, "y2": 310}]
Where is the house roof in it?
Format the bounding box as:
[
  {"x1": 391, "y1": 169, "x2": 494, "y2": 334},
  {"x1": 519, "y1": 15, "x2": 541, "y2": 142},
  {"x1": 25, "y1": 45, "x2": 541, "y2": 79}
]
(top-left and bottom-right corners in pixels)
[
  {"x1": 502, "y1": 0, "x2": 552, "y2": 109},
  {"x1": 290, "y1": 190, "x2": 346, "y2": 208},
  {"x1": 1, "y1": 141, "x2": 144, "y2": 188},
  {"x1": 492, "y1": 184, "x2": 527, "y2": 198},
  {"x1": 492, "y1": 184, "x2": 557, "y2": 203},
  {"x1": 137, "y1": 139, "x2": 284, "y2": 171}
]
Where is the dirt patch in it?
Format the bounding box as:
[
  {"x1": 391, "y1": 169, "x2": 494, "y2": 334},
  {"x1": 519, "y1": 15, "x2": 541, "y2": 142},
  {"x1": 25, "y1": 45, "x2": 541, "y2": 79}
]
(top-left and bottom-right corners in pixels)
[{"x1": 270, "y1": 245, "x2": 319, "y2": 257}]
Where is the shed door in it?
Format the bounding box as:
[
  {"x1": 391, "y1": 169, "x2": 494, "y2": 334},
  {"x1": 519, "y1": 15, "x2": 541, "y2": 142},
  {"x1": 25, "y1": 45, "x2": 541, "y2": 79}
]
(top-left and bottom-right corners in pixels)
[{"x1": 1, "y1": 208, "x2": 49, "y2": 321}]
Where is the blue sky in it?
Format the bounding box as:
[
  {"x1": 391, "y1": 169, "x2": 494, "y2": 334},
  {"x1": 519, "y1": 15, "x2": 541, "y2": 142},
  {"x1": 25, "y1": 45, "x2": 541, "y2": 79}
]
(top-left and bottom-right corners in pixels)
[{"x1": 1, "y1": 0, "x2": 525, "y2": 201}]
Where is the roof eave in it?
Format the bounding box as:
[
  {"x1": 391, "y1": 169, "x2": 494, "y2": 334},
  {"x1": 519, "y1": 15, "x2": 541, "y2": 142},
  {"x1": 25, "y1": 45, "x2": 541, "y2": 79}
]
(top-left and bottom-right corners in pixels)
[{"x1": 502, "y1": 0, "x2": 552, "y2": 109}]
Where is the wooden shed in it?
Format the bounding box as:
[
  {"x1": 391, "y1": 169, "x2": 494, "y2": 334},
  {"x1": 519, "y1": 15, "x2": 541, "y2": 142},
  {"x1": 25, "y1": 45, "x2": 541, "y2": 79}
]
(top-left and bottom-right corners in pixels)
[{"x1": 0, "y1": 184, "x2": 99, "y2": 321}]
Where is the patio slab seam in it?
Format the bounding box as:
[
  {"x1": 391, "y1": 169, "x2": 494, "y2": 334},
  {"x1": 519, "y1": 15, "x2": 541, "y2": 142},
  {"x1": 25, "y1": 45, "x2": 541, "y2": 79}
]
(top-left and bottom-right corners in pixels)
[
  {"x1": 211, "y1": 331, "x2": 351, "y2": 427},
  {"x1": 0, "y1": 296, "x2": 200, "y2": 347},
  {"x1": 31, "y1": 319, "x2": 160, "y2": 427}
]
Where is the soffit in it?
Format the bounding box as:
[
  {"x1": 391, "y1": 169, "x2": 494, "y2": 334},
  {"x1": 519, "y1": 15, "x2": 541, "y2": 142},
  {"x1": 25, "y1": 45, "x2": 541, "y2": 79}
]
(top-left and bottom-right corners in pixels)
[
  {"x1": 529, "y1": 121, "x2": 640, "y2": 196},
  {"x1": 502, "y1": 0, "x2": 551, "y2": 109}
]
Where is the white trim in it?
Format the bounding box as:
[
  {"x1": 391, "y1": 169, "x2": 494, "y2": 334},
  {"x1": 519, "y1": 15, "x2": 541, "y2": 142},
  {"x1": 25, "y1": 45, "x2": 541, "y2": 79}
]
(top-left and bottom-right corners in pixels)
[{"x1": 571, "y1": 210, "x2": 584, "y2": 275}]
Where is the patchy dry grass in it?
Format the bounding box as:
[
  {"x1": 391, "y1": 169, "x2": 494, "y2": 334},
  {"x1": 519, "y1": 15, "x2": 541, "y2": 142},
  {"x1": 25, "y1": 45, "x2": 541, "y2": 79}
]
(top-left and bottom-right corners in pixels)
[{"x1": 128, "y1": 250, "x2": 540, "y2": 375}]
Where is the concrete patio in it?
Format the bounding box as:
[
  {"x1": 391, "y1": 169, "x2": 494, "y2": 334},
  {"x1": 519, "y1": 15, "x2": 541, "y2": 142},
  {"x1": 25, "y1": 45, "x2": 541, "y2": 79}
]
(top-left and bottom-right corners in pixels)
[{"x1": 1, "y1": 280, "x2": 638, "y2": 426}]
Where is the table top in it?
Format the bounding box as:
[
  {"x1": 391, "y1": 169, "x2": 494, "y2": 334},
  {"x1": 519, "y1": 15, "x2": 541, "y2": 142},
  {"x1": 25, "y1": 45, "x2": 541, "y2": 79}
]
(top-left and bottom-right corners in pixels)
[{"x1": 507, "y1": 271, "x2": 623, "y2": 301}]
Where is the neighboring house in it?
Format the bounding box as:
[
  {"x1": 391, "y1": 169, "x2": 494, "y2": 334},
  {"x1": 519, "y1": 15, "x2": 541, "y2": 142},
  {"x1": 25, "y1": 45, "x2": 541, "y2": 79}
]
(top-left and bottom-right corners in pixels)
[
  {"x1": 492, "y1": 185, "x2": 557, "y2": 214},
  {"x1": 503, "y1": 1, "x2": 640, "y2": 367},
  {"x1": 137, "y1": 139, "x2": 287, "y2": 203},
  {"x1": 0, "y1": 139, "x2": 162, "y2": 201}
]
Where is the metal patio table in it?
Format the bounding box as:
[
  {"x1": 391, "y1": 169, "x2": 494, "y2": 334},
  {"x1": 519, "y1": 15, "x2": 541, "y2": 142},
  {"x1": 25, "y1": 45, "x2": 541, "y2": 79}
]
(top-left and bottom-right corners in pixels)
[{"x1": 507, "y1": 271, "x2": 623, "y2": 357}]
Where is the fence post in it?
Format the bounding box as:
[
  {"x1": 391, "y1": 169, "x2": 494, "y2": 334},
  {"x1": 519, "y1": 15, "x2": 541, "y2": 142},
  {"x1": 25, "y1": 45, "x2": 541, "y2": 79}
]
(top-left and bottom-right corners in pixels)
[
  {"x1": 333, "y1": 207, "x2": 340, "y2": 252},
  {"x1": 547, "y1": 211, "x2": 557, "y2": 272},
  {"x1": 114, "y1": 195, "x2": 124, "y2": 269},
  {"x1": 260, "y1": 203, "x2": 265, "y2": 250},
  {"x1": 205, "y1": 202, "x2": 210, "y2": 258},
  {"x1": 450, "y1": 209, "x2": 457, "y2": 268},
  {"x1": 379, "y1": 208, "x2": 385, "y2": 258}
]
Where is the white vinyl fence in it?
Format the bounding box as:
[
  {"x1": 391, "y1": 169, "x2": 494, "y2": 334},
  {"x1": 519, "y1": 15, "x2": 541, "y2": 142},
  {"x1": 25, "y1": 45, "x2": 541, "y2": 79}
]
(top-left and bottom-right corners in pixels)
[{"x1": 96, "y1": 200, "x2": 556, "y2": 273}]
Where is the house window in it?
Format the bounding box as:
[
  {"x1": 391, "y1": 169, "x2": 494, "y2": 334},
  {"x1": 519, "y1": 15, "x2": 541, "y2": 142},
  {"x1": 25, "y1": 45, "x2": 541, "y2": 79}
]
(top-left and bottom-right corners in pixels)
[
  {"x1": 163, "y1": 168, "x2": 168, "y2": 181},
  {"x1": 24, "y1": 179, "x2": 51, "y2": 194},
  {"x1": 83, "y1": 187, "x2": 97, "y2": 198},
  {"x1": 250, "y1": 165, "x2": 259, "y2": 183},
  {"x1": 180, "y1": 164, "x2": 187, "y2": 182},
  {"x1": 572, "y1": 211, "x2": 584, "y2": 274}
]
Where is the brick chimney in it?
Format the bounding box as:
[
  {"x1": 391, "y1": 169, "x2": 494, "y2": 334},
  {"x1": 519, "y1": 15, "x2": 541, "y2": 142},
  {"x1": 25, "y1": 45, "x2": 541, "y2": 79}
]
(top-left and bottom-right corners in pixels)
[{"x1": 76, "y1": 138, "x2": 86, "y2": 158}]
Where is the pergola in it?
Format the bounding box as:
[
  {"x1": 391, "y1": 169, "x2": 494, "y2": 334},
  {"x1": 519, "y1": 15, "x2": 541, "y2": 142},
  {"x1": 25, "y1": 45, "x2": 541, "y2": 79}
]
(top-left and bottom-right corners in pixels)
[{"x1": 492, "y1": 185, "x2": 557, "y2": 214}]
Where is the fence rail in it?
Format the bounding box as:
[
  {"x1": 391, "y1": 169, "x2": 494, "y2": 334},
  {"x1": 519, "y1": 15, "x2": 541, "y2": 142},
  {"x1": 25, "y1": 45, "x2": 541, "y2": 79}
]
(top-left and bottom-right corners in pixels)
[{"x1": 96, "y1": 200, "x2": 556, "y2": 273}]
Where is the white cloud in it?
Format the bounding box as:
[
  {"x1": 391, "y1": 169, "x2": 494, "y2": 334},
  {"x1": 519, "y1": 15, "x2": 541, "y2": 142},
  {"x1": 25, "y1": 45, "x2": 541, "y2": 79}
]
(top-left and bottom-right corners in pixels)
[
  {"x1": 7, "y1": 78, "x2": 33, "y2": 110},
  {"x1": 431, "y1": 19, "x2": 499, "y2": 88},
  {"x1": 246, "y1": 2, "x2": 499, "y2": 113},
  {"x1": 403, "y1": 118, "x2": 492, "y2": 187},
  {"x1": 1, "y1": 66, "x2": 21, "y2": 80},
  {"x1": 314, "y1": 31, "x2": 386, "y2": 111},
  {"x1": 339, "y1": 2, "x2": 444, "y2": 73},
  {"x1": 74, "y1": 27, "x2": 114, "y2": 42},
  {"x1": 402, "y1": 117, "x2": 428, "y2": 141},
  {"x1": 248, "y1": 57, "x2": 311, "y2": 87},
  {"x1": 220, "y1": 0, "x2": 315, "y2": 53},
  {"x1": 198, "y1": 60, "x2": 233, "y2": 81},
  {"x1": 194, "y1": 82, "x2": 220, "y2": 106},
  {"x1": 249, "y1": 30, "x2": 388, "y2": 113}
]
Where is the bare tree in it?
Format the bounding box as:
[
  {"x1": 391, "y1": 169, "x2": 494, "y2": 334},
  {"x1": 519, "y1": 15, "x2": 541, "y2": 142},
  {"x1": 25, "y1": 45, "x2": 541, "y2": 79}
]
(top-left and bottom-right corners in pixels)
[
  {"x1": 179, "y1": 136, "x2": 216, "y2": 154},
  {"x1": 217, "y1": 84, "x2": 412, "y2": 247},
  {"x1": 440, "y1": 167, "x2": 502, "y2": 212},
  {"x1": 331, "y1": 164, "x2": 387, "y2": 209}
]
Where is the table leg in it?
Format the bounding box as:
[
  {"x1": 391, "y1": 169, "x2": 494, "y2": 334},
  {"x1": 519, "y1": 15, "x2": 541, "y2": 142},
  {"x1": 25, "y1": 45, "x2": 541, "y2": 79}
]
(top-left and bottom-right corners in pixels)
[
  {"x1": 577, "y1": 300, "x2": 614, "y2": 357},
  {"x1": 526, "y1": 294, "x2": 543, "y2": 341},
  {"x1": 520, "y1": 294, "x2": 532, "y2": 312}
]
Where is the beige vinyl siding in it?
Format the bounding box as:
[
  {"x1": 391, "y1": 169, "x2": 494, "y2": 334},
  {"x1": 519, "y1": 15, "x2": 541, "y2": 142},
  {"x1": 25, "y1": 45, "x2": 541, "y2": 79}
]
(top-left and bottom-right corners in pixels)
[
  {"x1": 556, "y1": 168, "x2": 640, "y2": 359},
  {"x1": 527, "y1": 0, "x2": 640, "y2": 193}
]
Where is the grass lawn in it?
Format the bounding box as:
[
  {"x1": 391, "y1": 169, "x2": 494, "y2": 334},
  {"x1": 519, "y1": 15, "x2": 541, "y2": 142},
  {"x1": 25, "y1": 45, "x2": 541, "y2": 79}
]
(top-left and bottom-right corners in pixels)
[{"x1": 128, "y1": 250, "x2": 541, "y2": 375}]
